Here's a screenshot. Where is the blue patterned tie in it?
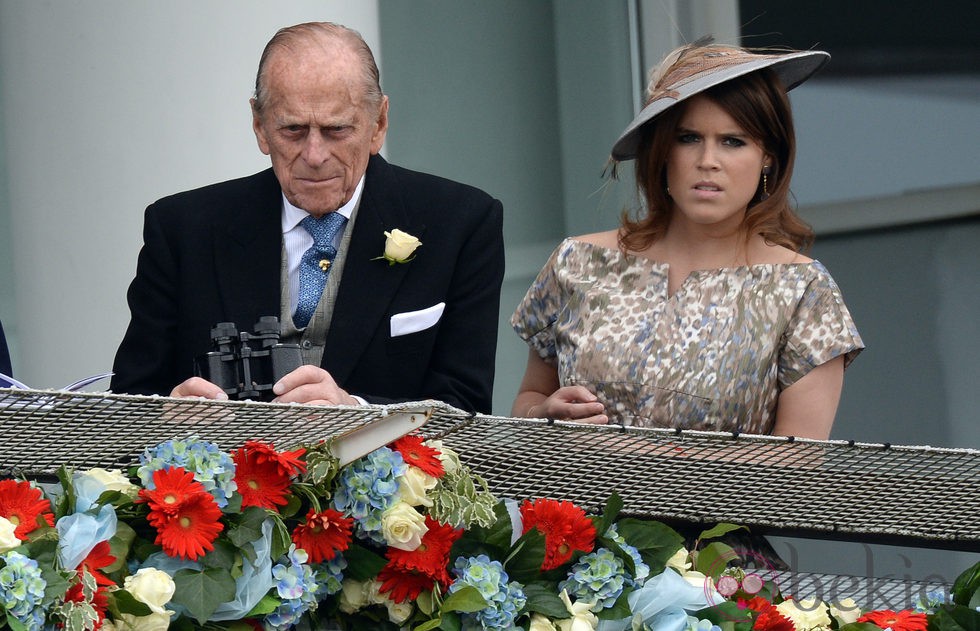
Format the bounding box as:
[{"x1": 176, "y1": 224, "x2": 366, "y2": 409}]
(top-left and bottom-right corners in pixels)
[{"x1": 294, "y1": 212, "x2": 347, "y2": 328}]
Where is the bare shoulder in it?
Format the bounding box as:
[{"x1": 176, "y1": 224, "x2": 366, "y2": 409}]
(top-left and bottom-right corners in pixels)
[
  {"x1": 753, "y1": 237, "x2": 813, "y2": 265},
  {"x1": 571, "y1": 229, "x2": 619, "y2": 249}
]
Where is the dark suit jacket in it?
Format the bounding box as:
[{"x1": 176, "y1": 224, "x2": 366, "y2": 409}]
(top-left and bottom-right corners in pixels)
[
  {"x1": 0, "y1": 320, "x2": 11, "y2": 377},
  {"x1": 110, "y1": 155, "x2": 504, "y2": 412}
]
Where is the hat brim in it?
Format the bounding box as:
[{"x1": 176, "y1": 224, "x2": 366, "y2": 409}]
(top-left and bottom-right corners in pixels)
[{"x1": 611, "y1": 50, "x2": 830, "y2": 161}]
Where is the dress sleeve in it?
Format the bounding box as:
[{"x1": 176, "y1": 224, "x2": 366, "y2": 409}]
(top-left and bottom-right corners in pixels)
[
  {"x1": 510, "y1": 243, "x2": 566, "y2": 362},
  {"x1": 778, "y1": 262, "x2": 865, "y2": 389}
]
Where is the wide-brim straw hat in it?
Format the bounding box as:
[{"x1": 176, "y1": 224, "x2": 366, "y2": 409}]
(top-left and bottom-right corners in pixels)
[{"x1": 611, "y1": 43, "x2": 830, "y2": 161}]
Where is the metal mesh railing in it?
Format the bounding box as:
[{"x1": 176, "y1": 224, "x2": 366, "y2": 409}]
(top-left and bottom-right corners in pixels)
[{"x1": 2, "y1": 388, "x2": 978, "y2": 551}]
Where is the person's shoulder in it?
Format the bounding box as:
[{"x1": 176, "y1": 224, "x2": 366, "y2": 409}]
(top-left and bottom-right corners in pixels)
[
  {"x1": 150, "y1": 169, "x2": 278, "y2": 210},
  {"x1": 373, "y1": 157, "x2": 498, "y2": 206},
  {"x1": 570, "y1": 230, "x2": 619, "y2": 250},
  {"x1": 754, "y1": 238, "x2": 813, "y2": 265}
]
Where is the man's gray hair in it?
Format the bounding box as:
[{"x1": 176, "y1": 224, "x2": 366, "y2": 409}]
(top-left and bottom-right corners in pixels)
[{"x1": 252, "y1": 22, "x2": 383, "y2": 113}]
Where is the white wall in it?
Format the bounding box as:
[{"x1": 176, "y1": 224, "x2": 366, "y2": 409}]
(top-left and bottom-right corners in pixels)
[{"x1": 0, "y1": 1, "x2": 379, "y2": 387}]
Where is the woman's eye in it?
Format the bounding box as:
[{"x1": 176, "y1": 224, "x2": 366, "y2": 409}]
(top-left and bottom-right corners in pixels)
[
  {"x1": 677, "y1": 133, "x2": 699, "y2": 144},
  {"x1": 722, "y1": 137, "x2": 746, "y2": 147}
]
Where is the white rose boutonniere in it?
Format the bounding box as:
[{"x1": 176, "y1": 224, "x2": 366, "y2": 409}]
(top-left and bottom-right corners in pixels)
[{"x1": 379, "y1": 229, "x2": 422, "y2": 265}]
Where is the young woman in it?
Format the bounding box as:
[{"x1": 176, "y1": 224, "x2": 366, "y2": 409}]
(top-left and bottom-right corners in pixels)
[{"x1": 511, "y1": 42, "x2": 863, "y2": 439}]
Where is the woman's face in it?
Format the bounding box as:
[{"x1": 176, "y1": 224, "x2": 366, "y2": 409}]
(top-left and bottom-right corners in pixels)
[{"x1": 665, "y1": 95, "x2": 769, "y2": 234}]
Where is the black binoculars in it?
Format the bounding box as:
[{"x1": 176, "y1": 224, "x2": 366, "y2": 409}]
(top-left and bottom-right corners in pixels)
[{"x1": 194, "y1": 316, "x2": 303, "y2": 401}]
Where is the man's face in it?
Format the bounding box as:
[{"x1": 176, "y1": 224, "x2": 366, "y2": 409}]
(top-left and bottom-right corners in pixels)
[{"x1": 252, "y1": 45, "x2": 388, "y2": 217}]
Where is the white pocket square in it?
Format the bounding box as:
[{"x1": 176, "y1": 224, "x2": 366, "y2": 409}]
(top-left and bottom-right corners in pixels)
[{"x1": 390, "y1": 302, "x2": 445, "y2": 337}]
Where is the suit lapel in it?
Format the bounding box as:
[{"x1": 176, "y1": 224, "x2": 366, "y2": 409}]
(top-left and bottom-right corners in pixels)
[
  {"x1": 213, "y1": 170, "x2": 282, "y2": 324},
  {"x1": 323, "y1": 156, "x2": 426, "y2": 383}
]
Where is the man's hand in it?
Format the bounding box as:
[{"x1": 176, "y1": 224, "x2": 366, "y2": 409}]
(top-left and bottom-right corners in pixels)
[
  {"x1": 272, "y1": 365, "x2": 359, "y2": 406},
  {"x1": 170, "y1": 376, "x2": 229, "y2": 400}
]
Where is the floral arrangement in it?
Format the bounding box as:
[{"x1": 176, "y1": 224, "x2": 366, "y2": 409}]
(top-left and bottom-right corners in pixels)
[{"x1": 1, "y1": 433, "x2": 978, "y2": 631}]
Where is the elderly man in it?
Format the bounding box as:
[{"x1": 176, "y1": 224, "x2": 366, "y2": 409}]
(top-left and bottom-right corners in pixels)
[{"x1": 110, "y1": 22, "x2": 504, "y2": 413}]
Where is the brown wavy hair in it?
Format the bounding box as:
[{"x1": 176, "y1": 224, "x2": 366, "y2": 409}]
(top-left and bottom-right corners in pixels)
[{"x1": 619, "y1": 68, "x2": 814, "y2": 254}]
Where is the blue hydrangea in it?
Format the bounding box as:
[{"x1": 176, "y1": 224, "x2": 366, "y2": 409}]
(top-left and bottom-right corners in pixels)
[
  {"x1": 0, "y1": 551, "x2": 47, "y2": 631},
  {"x1": 449, "y1": 554, "x2": 526, "y2": 630},
  {"x1": 312, "y1": 554, "x2": 348, "y2": 599},
  {"x1": 137, "y1": 437, "x2": 237, "y2": 508},
  {"x1": 265, "y1": 545, "x2": 320, "y2": 629},
  {"x1": 914, "y1": 589, "x2": 950, "y2": 613},
  {"x1": 686, "y1": 615, "x2": 723, "y2": 631},
  {"x1": 559, "y1": 547, "x2": 627, "y2": 611},
  {"x1": 605, "y1": 523, "x2": 650, "y2": 586},
  {"x1": 331, "y1": 447, "x2": 406, "y2": 544}
]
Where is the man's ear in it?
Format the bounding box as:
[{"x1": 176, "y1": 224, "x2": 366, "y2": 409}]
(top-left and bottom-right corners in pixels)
[
  {"x1": 251, "y1": 98, "x2": 271, "y2": 156},
  {"x1": 370, "y1": 96, "x2": 389, "y2": 155}
]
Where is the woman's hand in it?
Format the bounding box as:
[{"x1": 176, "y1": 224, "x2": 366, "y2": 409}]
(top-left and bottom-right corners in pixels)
[
  {"x1": 527, "y1": 386, "x2": 608, "y2": 424},
  {"x1": 512, "y1": 349, "x2": 609, "y2": 424}
]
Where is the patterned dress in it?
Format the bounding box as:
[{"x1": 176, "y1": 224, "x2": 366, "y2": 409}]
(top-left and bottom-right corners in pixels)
[{"x1": 512, "y1": 238, "x2": 864, "y2": 433}]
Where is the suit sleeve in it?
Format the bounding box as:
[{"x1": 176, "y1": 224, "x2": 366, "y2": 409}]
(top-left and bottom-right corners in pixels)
[{"x1": 110, "y1": 203, "x2": 182, "y2": 395}]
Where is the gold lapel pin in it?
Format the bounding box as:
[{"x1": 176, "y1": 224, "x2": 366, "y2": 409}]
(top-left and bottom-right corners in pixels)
[{"x1": 319, "y1": 259, "x2": 331, "y2": 271}]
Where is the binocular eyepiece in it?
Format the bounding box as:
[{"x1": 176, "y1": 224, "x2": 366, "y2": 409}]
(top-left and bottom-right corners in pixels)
[{"x1": 194, "y1": 316, "x2": 303, "y2": 401}]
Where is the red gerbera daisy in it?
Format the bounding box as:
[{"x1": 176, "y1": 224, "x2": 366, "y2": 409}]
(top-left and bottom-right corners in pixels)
[
  {"x1": 753, "y1": 604, "x2": 795, "y2": 631},
  {"x1": 291, "y1": 508, "x2": 353, "y2": 563},
  {"x1": 858, "y1": 610, "x2": 929, "y2": 631},
  {"x1": 78, "y1": 540, "x2": 117, "y2": 587},
  {"x1": 0, "y1": 479, "x2": 54, "y2": 539},
  {"x1": 377, "y1": 565, "x2": 437, "y2": 603},
  {"x1": 139, "y1": 467, "x2": 224, "y2": 560},
  {"x1": 238, "y1": 441, "x2": 306, "y2": 477},
  {"x1": 391, "y1": 435, "x2": 445, "y2": 478},
  {"x1": 233, "y1": 446, "x2": 293, "y2": 510},
  {"x1": 520, "y1": 497, "x2": 596, "y2": 570},
  {"x1": 385, "y1": 517, "x2": 462, "y2": 584}
]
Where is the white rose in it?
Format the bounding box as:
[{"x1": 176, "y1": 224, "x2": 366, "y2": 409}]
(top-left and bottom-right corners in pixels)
[
  {"x1": 776, "y1": 598, "x2": 831, "y2": 631},
  {"x1": 0, "y1": 517, "x2": 20, "y2": 553},
  {"x1": 556, "y1": 589, "x2": 598, "y2": 631},
  {"x1": 529, "y1": 613, "x2": 559, "y2": 631},
  {"x1": 381, "y1": 502, "x2": 428, "y2": 551},
  {"x1": 666, "y1": 547, "x2": 692, "y2": 572},
  {"x1": 124, "y1": 567, "x2": 176, "y2": 615},
  {"x1": 830, "y1": 598, "x2": 862, "y2": 625},
  {"x1": 383, "y1": 229, "x2": 422, "y2": 262},
  {"x1": 82, "y1": 468, "x2": 138, "y2": 496},
  {"x1": 398, "y1": 466, "x2": 438, "y2": 507},
  {"x1": 339, "y1": 579, "x2": 372, "y2": 614},
  {"x1": 385, "y1": 598, "x2": 414, "y2": 624},
  {"x1": 110, "y1": 612, "x2": 174, "y2": 631}
]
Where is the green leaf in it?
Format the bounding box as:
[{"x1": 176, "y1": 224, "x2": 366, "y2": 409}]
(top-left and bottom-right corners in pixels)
[
  {"x1": 107, "y1": 588, "x2": 153, "y2": 617},
  {"x1": 696, "y1": 541, "x2": 737, "y2": 577},
  {"x1": 595, "y1": 492, "x2": 624, "y2": 537},
  {"x1": 522, "y1": 582, "x2": 568, "y2": 618},
  {"x1": 440, "y1": 585, "x2": 489, "y2": 613},
  {"x1": 952, "y1": 561, "x2": 980, "y2": 607},
  {"x1": 245, "y1": 593, "x2": 281, "y2": 617},
  {"x1": 226, "y1": 505, "x2": 267, "y2": 548},
  {"x1": 504, "y1": 529, "x2": 548, "y2": 583},
  {"x1": 343, "y1": 542, "x2": 388, "y2": 581},
  {"x1": 6, "y1": 611, "x2": 30, "y2": 631},
  {"x1": 614, "y1": 517, "x2": 685, "y2": 573},
  {"x1": 699, "y1": 523, "x2": 746, "y2": 541},
  {"x1": 697, "y1": 601, "x2": 753, "y2": 626},
  {"x1": 927, "y1": 605, "x2": 980, "y2": 631},
  {"x1": 171, "y1": 567, "x2": 237, "y2": 624},
  {"x1": 413, "y1": 619, "x2": 443, "y2": 631},
  {"x1": 438, "y1": 610, "x2": 462, "y2": 631},
  {"x1": 416, "y1": 589, "x2": 435, "y2": 616}
]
